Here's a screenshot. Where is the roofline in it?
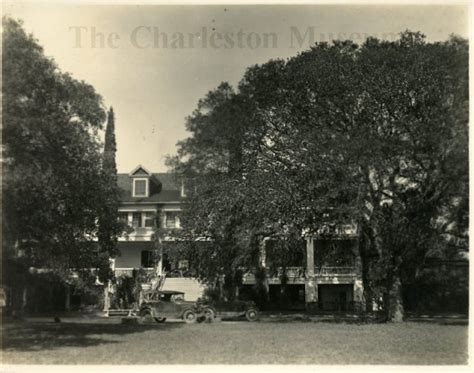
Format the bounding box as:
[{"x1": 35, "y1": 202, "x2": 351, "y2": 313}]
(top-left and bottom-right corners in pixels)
[{"x1": 129, "y1": 164, "x2": 152, "y2": 176}]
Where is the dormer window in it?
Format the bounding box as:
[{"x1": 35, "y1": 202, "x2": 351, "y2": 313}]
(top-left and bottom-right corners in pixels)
[
  {"x1": 133, "y1": 178, "x2": 149, "y2": 197},
  {"x1": 129, "y1": 165, "x2": 152, "y2": 198}
]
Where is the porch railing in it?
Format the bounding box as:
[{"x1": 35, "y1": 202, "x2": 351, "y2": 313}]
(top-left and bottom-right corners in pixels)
[
  {"x1": 114, "y1": 268, "x2": 155, "y2": 277},
  {"x1": 314, "y1": 266, "x2": 356, "y2": 276}
]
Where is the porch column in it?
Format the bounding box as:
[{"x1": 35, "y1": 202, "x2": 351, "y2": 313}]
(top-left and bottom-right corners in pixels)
[
  {"x1": 259, "y1": 238, "x2": 267, "y2": 268},
  {"x1": 103, "y1": 282, "x2": 110, "y2": 315},
  {"x1": 156, "y1": 238, "x2": 163, "y2": 276},
  {"x1": 305, "y1": 237, "x2": 317, "y2": 304},
  {"x1": 351, "y1": 239, "x2": 365, "y2": 311},
  {"x1": 156, "y1": 212, "x2": 165, "y2": 277},
  {"x1": 103, "y1": 258, "x2": 115, "y2": 316},
  {"x1": 259, "y1": 238, "x2": 269, "y2": 294}
]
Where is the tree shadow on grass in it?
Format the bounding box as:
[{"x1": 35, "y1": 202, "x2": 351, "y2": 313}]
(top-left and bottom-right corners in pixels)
[{"x1": 2, "y1": 321, "x2": 184, "y2": 352}]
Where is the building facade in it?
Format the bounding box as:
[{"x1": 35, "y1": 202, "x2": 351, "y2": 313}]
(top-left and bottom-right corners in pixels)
[{"x1": 115, "y1": 165, "x2": 364, "y2": 311}]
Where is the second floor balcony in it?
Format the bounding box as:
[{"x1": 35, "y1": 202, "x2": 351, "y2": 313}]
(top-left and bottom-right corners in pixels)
[
  {"x1": 242, "y1": 265, "x2": 357, "y2": 284},
  {"x1": 314, "y1": 266, "x2": 356, "y2": 276}
]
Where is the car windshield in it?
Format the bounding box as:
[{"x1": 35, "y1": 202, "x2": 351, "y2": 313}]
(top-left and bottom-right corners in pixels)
[{"x1": 158, "y1": 293, "x2": 172, "y2": 302}]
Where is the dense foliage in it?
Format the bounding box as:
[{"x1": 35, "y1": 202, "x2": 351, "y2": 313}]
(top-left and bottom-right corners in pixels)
[
  {"x1": 2, "y1": 18, "x2": 120, "y2": 303},
  {"x1": 168, "y1": 31, "x2": 468, "y2": 319}
]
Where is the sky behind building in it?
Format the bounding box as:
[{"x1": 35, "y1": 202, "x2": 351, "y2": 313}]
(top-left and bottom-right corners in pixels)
[{"x1": 4, "y1": 2, "x2": 469, "y2": 172}]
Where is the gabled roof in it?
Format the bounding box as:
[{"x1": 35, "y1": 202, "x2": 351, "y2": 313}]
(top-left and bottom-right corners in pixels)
[
  {"x1": 129, "y1": 165, "x2": 152, "y2": 176},
  {"x1": 117, "y1": 172, "x2": 183, "y2": 203}
]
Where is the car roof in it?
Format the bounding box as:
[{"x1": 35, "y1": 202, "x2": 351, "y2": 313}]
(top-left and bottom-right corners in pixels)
[{"x1": 158, "y1": 290, "x2": 185, "y2": 295}]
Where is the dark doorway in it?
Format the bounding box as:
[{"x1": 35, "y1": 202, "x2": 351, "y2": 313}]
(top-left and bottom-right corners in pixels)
[
  {"x1": 318, "y1": 284, "x2": 353, "y2": 311},
  {"x1": 268, "y1": 284, "x2": 305, "y2": 311}
]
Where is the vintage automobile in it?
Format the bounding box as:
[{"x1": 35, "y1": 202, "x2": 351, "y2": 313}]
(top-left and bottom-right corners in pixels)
[
  {"x1": 139, "y1": 290, "x2": 204, "y2": 323},
  {"x1": 200, "y1": 299, "x2": 259, "y2": 322}
]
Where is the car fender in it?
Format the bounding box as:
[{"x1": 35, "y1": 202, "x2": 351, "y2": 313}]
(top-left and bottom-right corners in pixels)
[
  {"x1": 179, "y1": 305, "x2": 197, "y2": 319},
  {"x1": 139, "y1": 306, "x2": 156, "y2": 317},
  {"x1": 203, "y1": 306, "x2": 217, "y2": 316}
]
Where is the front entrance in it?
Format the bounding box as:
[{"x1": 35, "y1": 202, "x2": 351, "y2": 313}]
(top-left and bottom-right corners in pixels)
[
  {"x1": 268, "y1": 284, "x2": 305, "y2": 311},
  {"x1": 318, "y1": 284, "x2": 354, "y2": 311}
]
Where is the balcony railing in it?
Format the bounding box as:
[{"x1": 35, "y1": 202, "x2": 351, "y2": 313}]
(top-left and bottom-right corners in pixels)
[
  {"x1": 114, "y1": 268, "x2": 155, "y2": 277},
  {"x1": 314, "y1": 266, "x2": 356, "y2": 276},
  {"x1": 114, "y1": 266, "x2": 356, "y2": 280},
  {"x1": 130, "y1": 227, "x2": 154, "y2": 235},
  {"x1": 242, "y1": 266, "x2": 357, "y2": 283},
  {"x1": 314, "y1": 224, "x2": 358, "y2": 238}
]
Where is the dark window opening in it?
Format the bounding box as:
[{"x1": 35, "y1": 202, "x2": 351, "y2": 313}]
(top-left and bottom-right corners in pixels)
[
  {"x1": 144, "y1": 212, "x2": 155, "y2": 227},
  {"x1": 314, "y1": 239, "x2": 355, "y2": 267},
  {"x1": 141, "y1": 250, "x2": 154, "y2": 268},
  {"x1": 265, "y1": 240, "x2": 306, "y2": 268},
  {"x1": 165, "y1": 211, "x2": 179, "y2": 229},
  {"x1": 132, "y1": 212, "x2": 142, "y2": 228},
  {"x1": 118, "y1": 212, "x2": 128, "y2": 223}
]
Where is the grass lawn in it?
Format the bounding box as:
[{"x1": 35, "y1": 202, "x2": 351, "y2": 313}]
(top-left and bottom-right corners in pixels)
[{"x1": 1, "y1": 318, "x2": 468, "y2": 365}]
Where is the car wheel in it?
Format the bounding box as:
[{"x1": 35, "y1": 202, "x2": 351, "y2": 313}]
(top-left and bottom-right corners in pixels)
[
  {"x1": 204, "y1": 308, "x2": 215, "y2": 322},
  {"x1": 139, "y1": 309, "x2": 154, "y2": 324},
  {"x1": 183, "y1": 310, "x2": 197, "y2": 324},
  {"x1": 245, "y1": 308, "x2": 259, "y2": 322},
  {"x1": 154, "y1": 317, "x2": 166, "y2": 323}
]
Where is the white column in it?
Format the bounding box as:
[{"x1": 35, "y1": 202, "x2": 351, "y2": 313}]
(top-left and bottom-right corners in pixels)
[
  {"x1": 157, "y1": 240, "x2": 163, "y2": 276},
  {"x1": 305, "y1": 237, "x2": 318, "y2": 305},
  {"x1": 259, "y1": 238, "x2": 269, "y2": 294},
  {"x1": 351, "y1": 239, "x2": 365, "y2": 310},
  {"x1": 103, "y1": 258, "x2": 115, "y2": 315}
]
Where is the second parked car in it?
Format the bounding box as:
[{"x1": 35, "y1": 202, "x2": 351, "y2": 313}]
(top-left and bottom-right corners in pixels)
[
  {"x1": 200, "y1": 299, "x2": 259, "y2": 322},
  {"x1": 139, "y1": 290, "x2": 204, "y2": 323}
]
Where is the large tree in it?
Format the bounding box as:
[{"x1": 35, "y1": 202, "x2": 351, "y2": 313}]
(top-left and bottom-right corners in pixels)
[
  {"x1": 167, "y1": 83, "x2": 261, "y2": 300},
  {"x1": 169, "y1": 32, "x2": 468, "y2": 319},
  {"x1": 2, "y1": 17, "x2": 119, "y2": 310},
  {"x1": 97, "y1": 107, "x2": 121, "y2": 281}
]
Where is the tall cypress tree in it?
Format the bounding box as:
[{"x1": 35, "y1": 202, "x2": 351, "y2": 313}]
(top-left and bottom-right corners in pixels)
[
  {"x1": 103, "y1": 107, "x2": 117, "y2": 174},
  {"x1": 97, "y1": 107, "x2": 120, "y2": 281}
]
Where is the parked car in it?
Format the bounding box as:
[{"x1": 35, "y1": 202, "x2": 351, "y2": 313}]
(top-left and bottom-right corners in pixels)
[
  {"x1": 199, "y1": 299, "x2": 259, "y2": 322},
  {"x1": 139, "y1": 290, "x2": 204, "y2": 323}
]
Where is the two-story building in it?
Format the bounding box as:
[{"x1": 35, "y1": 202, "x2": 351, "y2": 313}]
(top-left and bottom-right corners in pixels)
[
  {"x1": 114, "y1": 165, "x2": 206, "y2": 300},
  {"x1": 115, "y1": 165, "x2": 364, "y2": 311}
]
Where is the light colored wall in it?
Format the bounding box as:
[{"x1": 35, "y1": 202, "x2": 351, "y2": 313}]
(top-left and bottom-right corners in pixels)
[{"x1": 115, "y1": 242, "x2": 152, "y2": 268}]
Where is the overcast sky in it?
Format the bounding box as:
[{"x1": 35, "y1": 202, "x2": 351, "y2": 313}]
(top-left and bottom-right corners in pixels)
[{"x1": 4, "y1": 2, "x2": 469, "y2": 172}]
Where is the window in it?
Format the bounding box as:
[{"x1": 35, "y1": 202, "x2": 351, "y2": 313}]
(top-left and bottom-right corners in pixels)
[
  {"x1": 314, "y1": 240, "x2": 355, "y2": 267},
  {"x1": 165, "y1": 211, "x2": 180, "y2": 229},
  {"x1": 132, "y1": 212, "x2": 142, "y2": 228},
  {"x1": 141, "y1": 250, "x2": 154, "y2": 267},
  {"x1": 133, "y1": 178, "x2": 148, "y2": 197},
  {"x1": 144, "y1": 212, "x2": 155, "y2": 228},
  {"x1": 118, "y1": 212, "x2": 129, "y2": 224},
  {"x1": 265, "y1": 240, "x2": 305, "y2": 267}
]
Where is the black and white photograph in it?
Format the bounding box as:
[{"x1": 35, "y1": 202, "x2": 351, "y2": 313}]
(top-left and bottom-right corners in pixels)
[{"x1": 0, "y1": 0, "x2": 470, "y2": 368}]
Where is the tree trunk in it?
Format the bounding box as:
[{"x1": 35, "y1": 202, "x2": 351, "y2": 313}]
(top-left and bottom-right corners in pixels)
[
  {"x1": 103, "y1": 282, "x2": 110, "y2": 314},
  {"x1": 65, "y1": 284, "x2": 71, "y2": 312},
  {"x1": 21, "y1": 285, "x2": 28, "y2": 316},
  {"x1": 218, "y1": 276, "x2": 225, "y2": 301},
  {"x1": 387, "y1": 272, "x2": 404, "y2": 322}
]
